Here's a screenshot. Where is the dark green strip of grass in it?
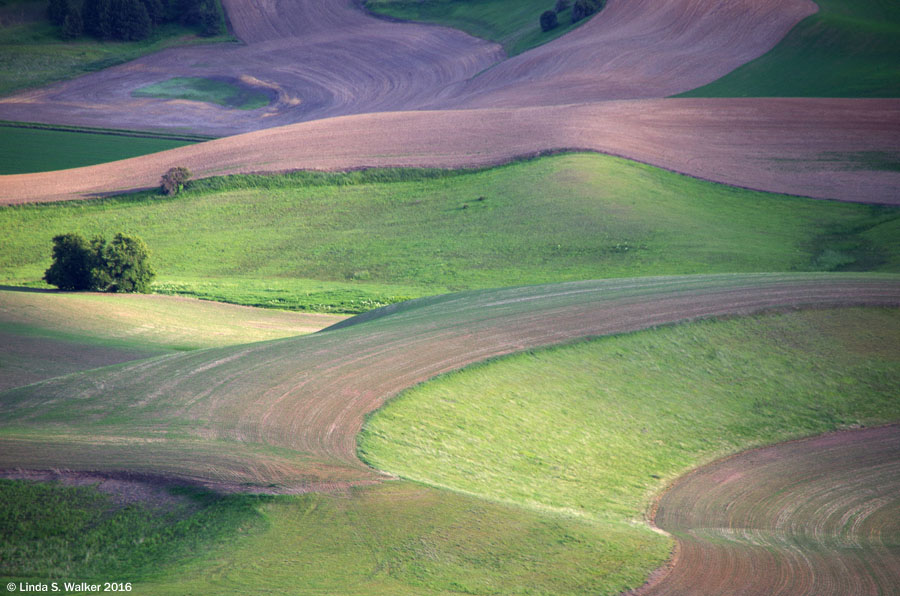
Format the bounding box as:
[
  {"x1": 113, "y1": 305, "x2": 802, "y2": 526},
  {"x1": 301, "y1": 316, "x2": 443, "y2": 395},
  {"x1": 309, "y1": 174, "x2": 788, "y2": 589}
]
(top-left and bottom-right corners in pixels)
[
  {"x1": 680, "y1": 0, "x2": 900, "y2": 98},
  {"x1": 364, "y1": 0, "x2": 587, "y2": 56},
  {"x1": 0, "y1": 126, "x2": 197, "y2": 174}
]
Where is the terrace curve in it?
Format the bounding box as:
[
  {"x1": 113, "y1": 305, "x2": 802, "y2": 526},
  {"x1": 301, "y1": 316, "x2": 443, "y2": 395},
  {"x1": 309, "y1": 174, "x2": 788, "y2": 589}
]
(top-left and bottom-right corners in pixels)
[
  {"x1": 1, "y1": 274, "x2": 898, "y2": 490},
  {"x1": 639, "y1": 425, "x2": 900, "y2": 595}
]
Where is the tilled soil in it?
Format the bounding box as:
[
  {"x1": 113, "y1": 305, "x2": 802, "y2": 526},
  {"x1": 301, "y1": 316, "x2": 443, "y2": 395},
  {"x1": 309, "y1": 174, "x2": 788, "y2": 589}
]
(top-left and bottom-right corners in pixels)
[
  {"x1": 638, "y1": 425, "x2": 900, "y2": 595},
  {"x1": 3, "y1": 98, "x2": 898, "y2": 205},
  {"x1": 2, "y1": 274, "x2": 897, "y2": 488}
]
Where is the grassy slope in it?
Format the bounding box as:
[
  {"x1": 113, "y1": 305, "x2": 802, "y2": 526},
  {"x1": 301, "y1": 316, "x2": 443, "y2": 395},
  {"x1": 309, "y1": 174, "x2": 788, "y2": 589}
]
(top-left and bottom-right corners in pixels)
[
  {"x1": 681, "y1": 0, "x2": 900, "y2": 98},
  {"x1": 5, "y1": 308, "x2": 896, "y2": 595},
  {"x1": 0, "y1": 288, "x2": 344, "y2": 390},
  {"x1": 0, "y1": 480, "x2": 264, "y2": 584},
  {"x1": 364, "y1": 0, "x2": 586, "y2": 56},
  {"x1": 1, "y1": 480, "x2": 659, "y2": 596},
  {"x1": 132, "y1": 77, "x2": 271, "y2": 111},
  {"x1": 2, "y1": 153, "x2": 898, "y2": 313},
  {"x1": 0, "y1": 0, "x2": 234, "y2": 97},
  {"x1": 358, "y1": 308, "x2": 900, "y2": 591},
  {"x1": 0, "y1": 126, "x2": 196, "y2": 174}
]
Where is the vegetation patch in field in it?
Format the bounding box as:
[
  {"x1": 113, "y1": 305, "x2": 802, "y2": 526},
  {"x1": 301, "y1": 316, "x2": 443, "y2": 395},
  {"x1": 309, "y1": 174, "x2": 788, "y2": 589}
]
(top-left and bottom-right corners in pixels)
[
  {"x1": 361, "y1": 308, "x2": 900, "y2": 522},
  {"x1": 0, "y1": 0, "x2": 234, "y2": 97},
  {"x1": 131, "y1": 481, "x2": 664, "y2": 595},
  {"x1": 364, "y1": 0, "x2": 588, "y2": 56},
  {"x1": 0, "y1": 124, "x2": 197, "y2": 174},
  {"x1": 2, "y1": 154, "x2": 898, "y2": 312},
  {"x1": 680, "y1": 0, "x2": 900, "y2": 97},
  {"x1": 0, "y1": 478, "x2": 266, "y2": 583},
  {"x1": 132, "y1": 77, "x2": 271, "y2": 110}
]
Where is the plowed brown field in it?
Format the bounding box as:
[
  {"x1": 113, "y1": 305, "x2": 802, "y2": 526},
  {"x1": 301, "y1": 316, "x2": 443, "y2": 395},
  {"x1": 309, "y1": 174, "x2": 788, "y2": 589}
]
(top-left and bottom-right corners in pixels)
[
  {"x1": 641, "y1": 425, "x2": 900, "y2": 595},
  {"x1": 1, "y1": 274, "x2": 898, "y2": 488},
  {"x1": 3, "y1": 98, "x2": 899, "y2": 204},
  {"x1": 0, "y1": 0, "x2": 813, "y2": 134}
]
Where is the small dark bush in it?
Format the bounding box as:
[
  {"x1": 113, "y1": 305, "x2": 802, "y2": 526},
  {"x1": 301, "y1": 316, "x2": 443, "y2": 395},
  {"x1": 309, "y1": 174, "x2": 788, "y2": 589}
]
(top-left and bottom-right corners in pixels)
[
  {"x1": 555, "y1": 0, "x2": 570, "y2": 12},
  {"x1": 540, "y1": 10, "x2": 558, "y2": 32},
  {"x1": 160, "y1": 166, "x2": 192, "y2": 195},
  {"x1": 572, "y1": 0, "x2": 605, "y2": 23}
]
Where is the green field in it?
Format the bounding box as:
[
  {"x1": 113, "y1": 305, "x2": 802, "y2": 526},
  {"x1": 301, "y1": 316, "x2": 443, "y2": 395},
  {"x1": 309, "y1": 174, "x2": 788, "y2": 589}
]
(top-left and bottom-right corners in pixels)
[
  {"x1": 132, "y1": 77, "x2": 271, "y2": 111},
  {"x1": 0, "y1": 125, "x2": 200, "y2": 174},
  {"x1": 2, "y1": 153, "x2": 898, "y2": 313},
  {"x1": 364, "y1": 0, "x2": 588, "y2": 56},
  {"x1": 0, "y1": 0, "x2": 234, "y2": 97},
  {"x1": 0, "y1": 287, "x2": 344, "y2": 390},
  {"x1": 681, "y1": 0, "x2": 900, "y2": 97},
  {"x1": 3, "y1": 307, "x2": 897, "y2": 594}
]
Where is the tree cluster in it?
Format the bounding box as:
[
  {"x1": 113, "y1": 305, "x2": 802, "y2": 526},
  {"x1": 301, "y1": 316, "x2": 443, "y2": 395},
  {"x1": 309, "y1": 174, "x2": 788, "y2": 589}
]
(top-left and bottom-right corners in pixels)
[
  {"x1": 540, "y1": 0, "x2": 604, "y2": 32},
  {"x1": 47, "y1": 0, "x2": 222, "y2": 42},
  {"x1": 572, "y1": 0, "x2": 605, "y2": 23},
  {"x1": 44, "y1": 233, "x2": 156, "y2": 293}
]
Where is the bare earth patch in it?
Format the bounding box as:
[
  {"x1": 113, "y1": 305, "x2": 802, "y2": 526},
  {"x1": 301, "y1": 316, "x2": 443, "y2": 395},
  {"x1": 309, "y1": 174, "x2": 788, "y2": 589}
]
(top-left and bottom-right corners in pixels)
[
  {"x1": 638, "y1": 425, "x2": 900, "y2": 595},
  {"x1": 2, "y1": 98, "x2": 898, "y2": 205},
  {"x1": 1, "y1": 274, "x2": 897, "y2": 490}
]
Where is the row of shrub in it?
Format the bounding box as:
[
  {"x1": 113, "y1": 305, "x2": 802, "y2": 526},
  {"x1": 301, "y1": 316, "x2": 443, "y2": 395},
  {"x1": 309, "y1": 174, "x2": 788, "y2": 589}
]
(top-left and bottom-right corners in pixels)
[
  {"x1": 540, "y1": 0, "x2": 606, "y2": 32},
  {"x1": 47, "y1": 0, "x2": 223, "y2": 41}
]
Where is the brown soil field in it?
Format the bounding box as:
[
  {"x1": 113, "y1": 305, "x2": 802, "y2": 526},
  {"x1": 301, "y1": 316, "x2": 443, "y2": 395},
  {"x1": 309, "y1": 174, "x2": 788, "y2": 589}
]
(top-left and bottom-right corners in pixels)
[
  {"x1": 641, "y1": 425, "x2": 900, "y2": 595},
  {"x1": 0, "y1": 0, "x2": 503, "y2": 134},
  {"x1": 1, "y1": 275, "x2": 897, "y2": 489},
  {"x1": 0, "y1": 0, "x2": 813, "y2": 135},
  {"x1": 3, "y1": 98, "x2": 899, "y2": 205}
]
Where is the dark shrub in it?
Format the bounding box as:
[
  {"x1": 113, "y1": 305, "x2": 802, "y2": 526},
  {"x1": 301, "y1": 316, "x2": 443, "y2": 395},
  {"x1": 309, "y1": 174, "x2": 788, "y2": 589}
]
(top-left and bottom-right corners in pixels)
[
  {"x1": 540, "y1": 10, "x2": 558, "y2": 32},
  {"x1": 160, "y1": 166, "x2": 192, "y2": 195},
  {"x1": 93, "y1": 233, "x2": 156, "y2": 293},
  {"x1": 555, "y1": 0, "x2": 570, "y2": 12},
  {"x1": 43, "y1": 233, "x2": 96, "y2": 291}
]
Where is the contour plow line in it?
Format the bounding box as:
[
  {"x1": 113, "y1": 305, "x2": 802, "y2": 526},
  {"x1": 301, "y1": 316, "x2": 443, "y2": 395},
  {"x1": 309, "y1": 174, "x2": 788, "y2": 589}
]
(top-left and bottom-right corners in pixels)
[
  {"x1": 3, "y1": 98, "x2": 899, "y2": 205},
  {"x1": 640, "y1": 425, "x2": 900, "y2": 595},
  {"x1": 1, "y1": 273, "x2": 898, "y2": 490},
  {"x1": 0, "y1": 0, "x2": 816, "y2": 135}
]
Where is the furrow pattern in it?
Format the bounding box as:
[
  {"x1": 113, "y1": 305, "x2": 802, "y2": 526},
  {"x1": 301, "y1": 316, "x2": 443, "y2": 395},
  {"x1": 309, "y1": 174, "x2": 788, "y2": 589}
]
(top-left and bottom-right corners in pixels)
[
  {"x1": 642, "y1": 426, "x2": 900, "y2": 595},
  {"x1": 1, "y1": 274, "x2": 897, "y2": 488}
]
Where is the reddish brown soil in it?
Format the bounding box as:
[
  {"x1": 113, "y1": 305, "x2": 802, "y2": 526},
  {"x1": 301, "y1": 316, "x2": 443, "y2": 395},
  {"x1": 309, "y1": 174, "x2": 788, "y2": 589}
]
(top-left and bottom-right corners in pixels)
[
  {"x1": 2, "y1": 275, "x2": 897, "y2": 488},
  {"x1": 0, "y1": 0, "x2": 813, "y2": 135},
  {"x1": 637, "y1": 425, "x2": 900, "y2": 595},
  {"x1": 3, "y1": 98, "x2": 899, "y2": 205}
]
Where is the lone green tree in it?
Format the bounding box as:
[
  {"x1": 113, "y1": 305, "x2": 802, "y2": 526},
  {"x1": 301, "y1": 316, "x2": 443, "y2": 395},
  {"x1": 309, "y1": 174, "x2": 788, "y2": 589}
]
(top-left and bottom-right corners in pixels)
[
  {"x1": 93, "y1": 233, "x2": 156, "y2": 293},
  {"x1": 43, "y1": 233, "x2": 96, "y2": 291},
  {"x1": 44, "y1": 233, "x2": 155, "y2": 293}
]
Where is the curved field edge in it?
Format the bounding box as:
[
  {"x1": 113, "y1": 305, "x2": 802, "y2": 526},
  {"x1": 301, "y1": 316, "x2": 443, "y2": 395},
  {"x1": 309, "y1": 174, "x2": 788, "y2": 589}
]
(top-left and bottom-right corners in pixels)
[
  {"x1": 0, "y1": 273, "x2": 898, "y2": 489},
  {"x1": 1, "y1": 479, "x2": 662, "y2": 596},
  {"x1": 641, "y1": 425, "x2": 900, "y2": 595},
  {"x1": 359, "y1": 306, "x2": 900, "y2": 519},
  {"x1": 0, "y1": 289, "x2": 345, "y2": 391},
  {"x1": 3, "y1": 153, "x2": 899, "y2": 315},
  {"x1": 358, "y1": 308, "x2": 900, "y2": 594},
  {"x1": 680, "y1": 0, "x2": 900, "y2": 98},
  {"x1": 2, "y1": 99, "x2": 898, "y2": 206}
]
